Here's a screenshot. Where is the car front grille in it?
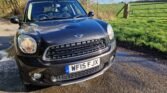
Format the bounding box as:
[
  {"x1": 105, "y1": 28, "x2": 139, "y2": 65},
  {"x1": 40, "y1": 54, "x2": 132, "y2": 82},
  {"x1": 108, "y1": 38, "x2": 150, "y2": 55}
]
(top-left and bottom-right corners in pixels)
[{"x1": 43, "y1": 39, "x2": 107, "y2": 61}]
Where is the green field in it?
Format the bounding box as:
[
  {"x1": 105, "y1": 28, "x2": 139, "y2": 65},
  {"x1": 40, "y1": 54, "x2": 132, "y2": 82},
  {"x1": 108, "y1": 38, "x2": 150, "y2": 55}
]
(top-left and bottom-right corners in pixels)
[{"x1": 110, "y1": 2, "x2": 167, "y2": 54}]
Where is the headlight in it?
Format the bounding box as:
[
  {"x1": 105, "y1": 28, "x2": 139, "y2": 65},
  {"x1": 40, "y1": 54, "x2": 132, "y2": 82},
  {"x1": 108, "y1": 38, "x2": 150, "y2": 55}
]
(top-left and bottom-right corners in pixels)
[
  {"x1": 107, "y1": 24, "x2": 114, "y2": 40},
  {"x1": 18, "y1": 35, "x2": 37, "y2": 54}
]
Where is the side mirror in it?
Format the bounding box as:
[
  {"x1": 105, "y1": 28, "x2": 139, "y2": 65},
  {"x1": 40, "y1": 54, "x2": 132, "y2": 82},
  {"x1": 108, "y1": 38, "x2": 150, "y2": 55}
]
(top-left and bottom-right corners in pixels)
[
  {"x1": 10, "y1": 16, "x2": 20, "y2": 24},
  {"x1": 88, "y1": 11, "x2": 94, "y2": 17}
]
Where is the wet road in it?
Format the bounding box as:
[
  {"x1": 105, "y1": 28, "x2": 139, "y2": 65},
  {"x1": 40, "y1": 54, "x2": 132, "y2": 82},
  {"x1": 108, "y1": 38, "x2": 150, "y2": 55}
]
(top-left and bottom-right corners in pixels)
[{"x1": 0, "y1": 46, "x2": 166, "y2": 93}]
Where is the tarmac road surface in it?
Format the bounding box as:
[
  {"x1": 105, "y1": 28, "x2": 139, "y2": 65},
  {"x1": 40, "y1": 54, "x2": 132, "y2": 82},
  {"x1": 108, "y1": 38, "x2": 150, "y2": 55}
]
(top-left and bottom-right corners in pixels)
[{"x1": 0, "y1": 47, "x2": 166, "y2": 93}]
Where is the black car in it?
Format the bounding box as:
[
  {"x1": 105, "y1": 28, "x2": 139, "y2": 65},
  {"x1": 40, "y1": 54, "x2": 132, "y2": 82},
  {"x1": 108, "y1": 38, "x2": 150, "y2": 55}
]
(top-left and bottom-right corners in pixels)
[{"x1": 10, "y1": 0, "x2": 116, "y2": 86}]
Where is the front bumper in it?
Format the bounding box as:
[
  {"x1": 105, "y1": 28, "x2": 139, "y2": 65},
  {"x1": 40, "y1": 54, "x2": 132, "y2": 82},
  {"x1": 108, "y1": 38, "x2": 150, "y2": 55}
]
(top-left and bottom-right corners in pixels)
[
  {"x1": 16, "y1": 41, "x2": 116, "y2": 86},
  {"x1": 59, "y1": 56, "x2": 115, "y2": 86}
]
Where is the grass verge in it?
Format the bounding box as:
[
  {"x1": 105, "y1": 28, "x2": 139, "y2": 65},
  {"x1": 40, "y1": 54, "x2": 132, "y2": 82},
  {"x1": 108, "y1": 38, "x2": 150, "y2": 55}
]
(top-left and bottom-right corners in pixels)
[{"x1": 109, "y1": 17, "x2": 167, "y2": 58}]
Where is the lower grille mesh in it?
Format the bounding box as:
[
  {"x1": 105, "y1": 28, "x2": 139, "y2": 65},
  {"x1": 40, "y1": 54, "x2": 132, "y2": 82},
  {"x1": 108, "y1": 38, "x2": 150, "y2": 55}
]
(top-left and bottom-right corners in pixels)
[{"x1": 46, "y1": 64, "x2": 104, "y2": 82}]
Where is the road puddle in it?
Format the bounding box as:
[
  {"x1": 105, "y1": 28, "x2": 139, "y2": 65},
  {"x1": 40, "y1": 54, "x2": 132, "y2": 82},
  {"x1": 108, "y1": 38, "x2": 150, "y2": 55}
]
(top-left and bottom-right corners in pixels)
[
  {"x1": 0, "y1": 51, "x2": 12, "y2": 62},
  {"x1": 0, "y1": 49, "x2": 24, "y2": 92}
]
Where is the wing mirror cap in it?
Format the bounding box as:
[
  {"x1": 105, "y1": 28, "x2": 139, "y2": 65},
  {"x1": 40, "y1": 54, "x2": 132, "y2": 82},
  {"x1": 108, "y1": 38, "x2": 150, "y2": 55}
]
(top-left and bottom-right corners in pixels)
[
  {"x1": 10, "y1": 16, "x2": 20, "y2": 24},
  {"x1": 88, "y1": 11, "x2": 94, "y2": 17}
]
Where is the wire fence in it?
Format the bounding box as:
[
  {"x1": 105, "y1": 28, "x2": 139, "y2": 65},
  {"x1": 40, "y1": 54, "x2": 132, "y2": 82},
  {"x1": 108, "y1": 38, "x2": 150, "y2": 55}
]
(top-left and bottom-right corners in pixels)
[
  {"x1": 130, "y1": 2, "x2": 167, "y2": 18},
  {"x1": 0, "y1": 0, "x2": 166, "y2": 20},
  {"x1": 80, "y1": 1, "x2": 124, "y2": 20},
  {"x1": 80, "y1": 0, "x2": 167, "y2": 19}
]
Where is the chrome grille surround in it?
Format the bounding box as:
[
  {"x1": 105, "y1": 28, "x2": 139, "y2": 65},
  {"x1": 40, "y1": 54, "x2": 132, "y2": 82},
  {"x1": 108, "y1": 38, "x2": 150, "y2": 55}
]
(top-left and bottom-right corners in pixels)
[{"x1": 42, "y1": 39, "x2": 107, "y2": 61}]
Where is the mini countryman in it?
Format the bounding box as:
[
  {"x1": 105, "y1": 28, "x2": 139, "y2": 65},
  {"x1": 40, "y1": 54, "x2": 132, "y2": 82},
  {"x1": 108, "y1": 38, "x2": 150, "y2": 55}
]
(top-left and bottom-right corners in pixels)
[{"x1": 10, "y1": 0, "x2": 116, "y2": 87}]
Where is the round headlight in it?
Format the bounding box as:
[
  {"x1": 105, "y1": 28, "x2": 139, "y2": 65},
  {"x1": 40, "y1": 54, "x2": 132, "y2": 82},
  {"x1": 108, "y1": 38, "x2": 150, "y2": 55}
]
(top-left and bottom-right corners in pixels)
[
  {"x1": 107, "y1": 24, "x2": 114, "y2": 40},
  {"x1": 18, "y1": 35, "x2": 37, "y2": 54}
]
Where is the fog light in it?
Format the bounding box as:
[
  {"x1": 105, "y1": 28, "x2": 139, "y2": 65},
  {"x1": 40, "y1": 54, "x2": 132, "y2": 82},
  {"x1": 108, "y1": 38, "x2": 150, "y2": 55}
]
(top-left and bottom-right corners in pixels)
[
  {"x1": 51, "y1": 76, "x2": 57, "y2": 82},
  {"x1": 31, "y1": 73, "x2": 42, "y2": 81}
]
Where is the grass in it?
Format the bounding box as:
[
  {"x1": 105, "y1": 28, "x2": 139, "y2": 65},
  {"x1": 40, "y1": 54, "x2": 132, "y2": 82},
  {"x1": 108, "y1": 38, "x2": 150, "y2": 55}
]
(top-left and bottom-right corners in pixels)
[
  {"x1": 109, "y1": 2, "x2": 167, "y2": 55},
  {"x1": 110, "y1": 18, "x2": 167, "y2": 52}
]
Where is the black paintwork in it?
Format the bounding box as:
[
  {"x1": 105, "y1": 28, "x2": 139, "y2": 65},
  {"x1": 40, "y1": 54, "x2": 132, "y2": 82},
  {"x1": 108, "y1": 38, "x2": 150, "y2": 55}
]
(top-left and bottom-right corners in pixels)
[{"x1": 12, "y1": 0, "x2": 116, "y2": 86}]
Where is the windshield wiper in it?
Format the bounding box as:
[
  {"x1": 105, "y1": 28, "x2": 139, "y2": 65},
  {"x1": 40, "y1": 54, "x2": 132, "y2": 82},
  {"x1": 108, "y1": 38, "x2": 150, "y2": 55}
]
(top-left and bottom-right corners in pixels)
[
  {"x1": 73, "y1": 15, "x2": 87, "y2": 18},
  {"x1": 35, "y1": 15, "x2": 87, "y2": 21},
  {"x1": 36, "y1": 17, "x2": 73, "y2": 21}
]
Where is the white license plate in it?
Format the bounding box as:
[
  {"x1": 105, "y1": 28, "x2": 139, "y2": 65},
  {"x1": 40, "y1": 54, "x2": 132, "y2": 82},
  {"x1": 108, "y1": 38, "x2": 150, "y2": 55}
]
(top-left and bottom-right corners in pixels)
[{"x1": 65, "y1": 58, "x2": 100, "y2": 74}]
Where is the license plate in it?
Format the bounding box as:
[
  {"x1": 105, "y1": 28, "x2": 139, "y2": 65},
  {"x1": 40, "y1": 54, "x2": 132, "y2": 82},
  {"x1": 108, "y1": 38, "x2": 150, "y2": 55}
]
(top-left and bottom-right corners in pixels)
[{"x1": 65, "y1": 58, "x2": 100, "y2": 74}]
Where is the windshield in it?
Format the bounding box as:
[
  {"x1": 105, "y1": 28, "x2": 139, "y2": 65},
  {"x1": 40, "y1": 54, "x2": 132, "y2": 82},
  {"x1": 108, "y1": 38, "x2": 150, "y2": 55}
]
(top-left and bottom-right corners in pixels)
[{"x1": 26, "y1": 0, "x2": 87, "y2": 22}]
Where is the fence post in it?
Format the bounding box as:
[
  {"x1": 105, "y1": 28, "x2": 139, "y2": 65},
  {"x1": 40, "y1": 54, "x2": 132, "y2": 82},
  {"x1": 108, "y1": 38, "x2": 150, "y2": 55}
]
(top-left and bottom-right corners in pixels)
[{"x1": 123, "y1": 3, "x2": 130, "y2": 19}]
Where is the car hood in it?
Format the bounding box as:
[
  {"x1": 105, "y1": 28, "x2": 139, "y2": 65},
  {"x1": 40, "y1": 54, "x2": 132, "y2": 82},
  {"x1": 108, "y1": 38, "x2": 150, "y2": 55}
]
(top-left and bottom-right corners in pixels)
[{"x1": 28, "y1": 18, "x2": 108, "y2": 45}]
